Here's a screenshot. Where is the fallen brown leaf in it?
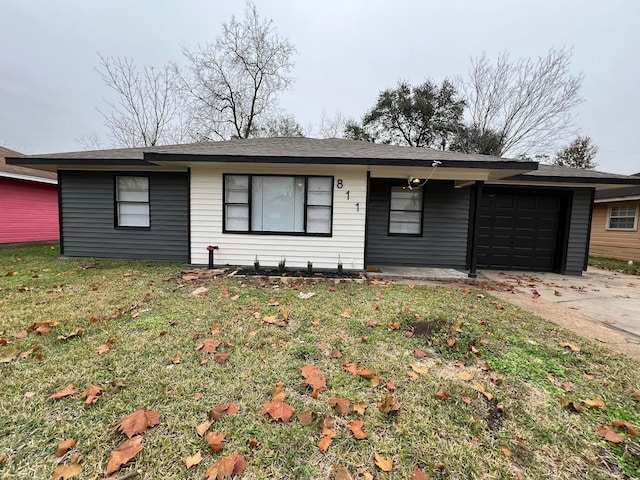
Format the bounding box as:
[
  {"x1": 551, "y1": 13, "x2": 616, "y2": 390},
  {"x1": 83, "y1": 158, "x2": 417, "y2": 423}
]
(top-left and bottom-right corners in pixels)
[
  {"x1": 559, "y1": 342, "x2": 580, "y2": 352},
  {"x1": 584, "y1": 398, "x2": 606, "y2": 409},
  {"x1": 596, "y1": 426, "x2": 624, "y2": 443},
  {"x1": 53, "y1": 454, "x2": 81, "y2": 480},
  {"x1": 330, "y1": 397, "x2": 351, "y2": 416},
  {"x1": 261, "y1": 399, "x2": 295, "y2": 422},
  {"x1": 203, "y1": 454, "x2": 247, "y2": 479},
  {"x1": 353, "y1": 401, "x2": 367, "y2": 415},
  {"x1": 435, "y1": 388, "x2": 449, "y2": 401},
  {"x1": 48, "y1": 384, "x2": 76, "y2": 400},
  {"x1": 301, "y1": 365, "x2": 327, "y2": 398},
  {"x1": 106, "y1": 436, "x2": 143, "y2": 475},
  {"x1": 196, "y1": 421, "x2": 212, "y2": 436},
  {"x1": 116, "y1": 408, "x2": 160, "y2": 438},
  {"x1": 348, "y1": 419, "x2": 368, "y2": 439},
  {"x1": 206, "y1": 431, "x2": 226, "y2": 453},
  {"x1": 81, "y1": 384, "x2": 103, "y2": 406},
  {"x1": 182, "y1": 451, "x2": 203, "y2": 469},
  {"x1": 411, "y1": 364, "x2": 429, "y2": 375},
  {"x1": 411, "y1": 467, "x2": 430, "y2": 480},
  {"x1": 55, "y1": 439, "x2": 76, "y2": 457},
  {"x1": 297, "y1": 410, "x2": 314, "y2": 426},
  {"x1": 612, "y1": 420, "x2": 638, "y2": 436},
  {"x1": 334, "y1": 465, "x2": 353, "y2": 480},
  {"x1": 377, "y1": 393, "x2": 401, "y2": 413},
  {"x1": 374, "y1": 453, "x2": 393, "y2": 472}
]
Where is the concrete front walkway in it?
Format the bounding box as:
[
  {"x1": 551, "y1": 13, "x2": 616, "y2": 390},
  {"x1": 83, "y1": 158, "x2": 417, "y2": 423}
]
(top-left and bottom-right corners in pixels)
[{"x1": 364, "y1": 266, "x2": 470, "y2": 281}]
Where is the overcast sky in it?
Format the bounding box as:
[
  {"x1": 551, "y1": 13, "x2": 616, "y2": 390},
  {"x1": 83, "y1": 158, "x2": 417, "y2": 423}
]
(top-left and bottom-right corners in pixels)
[{"x1": 1, "y1": 0, "x2": 638, "y2": 174}]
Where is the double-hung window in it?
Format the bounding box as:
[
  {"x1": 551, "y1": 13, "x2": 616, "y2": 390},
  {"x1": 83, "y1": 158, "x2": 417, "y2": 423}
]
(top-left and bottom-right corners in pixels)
[
  {"x1": 224, "y1": 175, "x2": 333, "y2": 235},
  {"x1": 607, "y1": 205, "x2": 638, "y2": 230},
  {"x1": 389, "y1": 186, "x2": 423, "y2": 235},
  {"x1": 116, "y1": 176, "x2": 150, "y2": 227}
]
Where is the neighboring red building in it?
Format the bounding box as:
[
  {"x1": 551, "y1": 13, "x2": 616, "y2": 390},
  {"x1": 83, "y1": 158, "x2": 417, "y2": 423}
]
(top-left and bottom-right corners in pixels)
[{"x1": 0, "y1": 146, "x2": 59, "y2": 244}]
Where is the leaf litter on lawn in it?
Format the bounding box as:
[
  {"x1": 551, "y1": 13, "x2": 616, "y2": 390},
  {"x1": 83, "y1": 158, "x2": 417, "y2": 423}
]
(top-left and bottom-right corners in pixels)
[{"x1": 1, "y1": 247, "x2": 640, "y2": 478}]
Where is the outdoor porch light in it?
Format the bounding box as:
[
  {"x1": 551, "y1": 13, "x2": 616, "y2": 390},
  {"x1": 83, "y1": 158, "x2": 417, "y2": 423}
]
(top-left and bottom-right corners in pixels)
[{"x1": 407, "y1": 160, "x2": 442, "y2": 190}]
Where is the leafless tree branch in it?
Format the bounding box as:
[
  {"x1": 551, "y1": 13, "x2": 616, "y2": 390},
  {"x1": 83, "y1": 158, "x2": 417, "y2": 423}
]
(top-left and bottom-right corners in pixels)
[
  {"x1": 178, "y1": 1, "x2": 296, "y2": 140},
  {"x1": 95, "y1": 53, "x2": 186, "y2": 147},
  {"x1": 457, "y1": 47, "x2": 584, "y2": 157}
]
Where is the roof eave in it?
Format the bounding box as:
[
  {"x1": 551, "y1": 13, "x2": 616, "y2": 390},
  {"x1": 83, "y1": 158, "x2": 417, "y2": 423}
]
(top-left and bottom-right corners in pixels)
[
  {"x1": 144, "y1": 152, "x2": 538, "y2": 170},
  {"x1": 6, "y1": 157, "x2": 157, "y2": 167},
  {"x1": 505, "y1": 174, "x2": 640, "y2": 186}
]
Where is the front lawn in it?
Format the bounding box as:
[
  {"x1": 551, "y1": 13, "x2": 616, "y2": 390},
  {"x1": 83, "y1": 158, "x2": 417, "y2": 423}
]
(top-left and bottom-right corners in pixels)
[{"x1": 1, "y1": 246, "x2": 639, "y2": 479}]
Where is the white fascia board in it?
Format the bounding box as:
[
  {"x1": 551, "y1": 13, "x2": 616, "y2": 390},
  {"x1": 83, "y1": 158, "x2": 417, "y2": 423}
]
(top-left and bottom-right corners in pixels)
[{"x1": 0, "y1": 172, "x2": 57, "y2": 184}]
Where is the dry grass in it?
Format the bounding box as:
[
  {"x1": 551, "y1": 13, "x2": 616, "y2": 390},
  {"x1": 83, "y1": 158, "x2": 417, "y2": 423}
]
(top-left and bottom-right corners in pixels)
[{"x1": 1, "y1": 246, "x2": 639, "y2": 479}]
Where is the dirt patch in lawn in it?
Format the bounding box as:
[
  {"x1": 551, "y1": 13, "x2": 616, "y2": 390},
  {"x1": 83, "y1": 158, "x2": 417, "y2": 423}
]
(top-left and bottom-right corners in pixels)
[{"x1": 410, "y1": 319, "x2": 445, "y2": 338}]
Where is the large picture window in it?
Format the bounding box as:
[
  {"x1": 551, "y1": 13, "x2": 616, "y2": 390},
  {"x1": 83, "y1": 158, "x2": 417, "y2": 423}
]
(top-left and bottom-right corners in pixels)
[
  {"x1": 224, "y1": 175, "x2": 333, "y2": 235},
  {"x1": 608, "y1": 205, "x2": 638, "y2": 230},
  {"x1": 389, "y1": 186, "x2": 423, "y2": 235},
  {"x1": 116, "y1": 176, "x2": 150, "y2": 227}
]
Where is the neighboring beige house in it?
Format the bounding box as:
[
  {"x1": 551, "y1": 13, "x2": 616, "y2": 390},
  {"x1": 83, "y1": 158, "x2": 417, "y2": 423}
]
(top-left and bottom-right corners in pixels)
[{"x1": 589, "y1": 173, "x2": 640, "y2": 261}]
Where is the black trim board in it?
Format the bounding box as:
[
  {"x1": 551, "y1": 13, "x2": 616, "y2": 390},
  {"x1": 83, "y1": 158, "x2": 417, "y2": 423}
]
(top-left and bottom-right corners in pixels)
[
  {"x1": 466, "y1": 181, "x2": 483, "y2": 277},
  {"x1": 145, "y1": 152, "x2": 536, "y2": 170},
  {"x1": 583, "y1": 188, "x2": 596, "y2": 271},
  {"x1": 9, "y1": 158, "x2": 156, "y2": 166},
  {"x1": 57, "y1": 170, "x2": 64, "y2": 255},
  {"x1": 187, "y1": 167, "x2": 192, "y2": 265},
  {"x1": 504, "y1": 175, "x2": 640, "y2": 185}
]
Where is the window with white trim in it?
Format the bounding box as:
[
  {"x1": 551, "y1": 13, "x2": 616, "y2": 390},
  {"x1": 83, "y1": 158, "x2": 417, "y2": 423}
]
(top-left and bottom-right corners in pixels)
[
  {"x1": 116, "y1": 176, "x2": 150, "y2": 227},
  {"x1": 223, "y1": 175, "x2": 333, "y2": 235},
  {"x1": 389, "y1": 186, "x2": 423, "y2": 235},
  {"x1": 608, "y1": 205, "x2": 637, "y2": 230}
]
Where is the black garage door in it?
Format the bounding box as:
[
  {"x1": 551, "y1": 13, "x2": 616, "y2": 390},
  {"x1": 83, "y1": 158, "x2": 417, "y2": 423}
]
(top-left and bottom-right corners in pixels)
[{"x1": 476, "y1": 190, "x2": 567, "y2": 271}]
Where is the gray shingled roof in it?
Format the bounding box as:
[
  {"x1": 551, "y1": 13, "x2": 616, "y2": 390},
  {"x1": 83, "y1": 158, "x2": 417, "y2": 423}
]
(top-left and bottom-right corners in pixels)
[
  {"x1": 5, "y1": 138, "x2": 640, "y2": 186},
  {"x1": 0, "y1": 146, "x2": 57, "y2": 181},
  {"x1": 7, "y1": 137, "x2": 526, "y2": 165},
  {"x1": 507, "y1": 164, "x2": 640, "y2": 185},
  {"x1": 594, "y1": 173, "x2": 640, "y2": 199}
]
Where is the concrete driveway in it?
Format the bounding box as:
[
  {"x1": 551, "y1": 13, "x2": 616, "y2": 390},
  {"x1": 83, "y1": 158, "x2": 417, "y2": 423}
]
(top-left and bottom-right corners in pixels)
[{"x1": 481, "y1": 267, "x2": 640, "y2": 344}]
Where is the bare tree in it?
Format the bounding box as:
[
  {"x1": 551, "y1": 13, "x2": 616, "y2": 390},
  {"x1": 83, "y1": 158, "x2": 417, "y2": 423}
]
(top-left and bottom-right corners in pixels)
[
  {"x1": 316, "y1": 110, "x2": 348, "y2": 138},
  {"x1": 457, "y1": 47, "x2": 584, "y2": 157},
  {"x1": 179, "y1": 2, "x2": 296, "y2": 141},
  {"x1": 75, "y1": 132, "x2": 103, "y2": 150},
  {"x1": 96, "y1": 54, "x2": 186, "y2": 147}
]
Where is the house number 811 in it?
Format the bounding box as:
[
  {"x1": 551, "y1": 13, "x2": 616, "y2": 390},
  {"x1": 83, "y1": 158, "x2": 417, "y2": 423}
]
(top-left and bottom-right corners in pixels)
[{"x1": 336, "y1": 179, "x2": 359, "y2": 211}]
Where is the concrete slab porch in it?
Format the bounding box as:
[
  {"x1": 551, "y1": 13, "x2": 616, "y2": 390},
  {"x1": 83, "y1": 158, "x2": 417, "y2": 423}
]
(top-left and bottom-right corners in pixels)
[{"x1": 364, "y1": 266, "x2": 472, "y2": 281}]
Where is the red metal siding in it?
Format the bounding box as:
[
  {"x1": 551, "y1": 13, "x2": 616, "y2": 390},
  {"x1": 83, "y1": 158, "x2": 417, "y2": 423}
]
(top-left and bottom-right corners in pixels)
[{"x1": 0, "y1": 177, "x2": 59, "y2": 243}]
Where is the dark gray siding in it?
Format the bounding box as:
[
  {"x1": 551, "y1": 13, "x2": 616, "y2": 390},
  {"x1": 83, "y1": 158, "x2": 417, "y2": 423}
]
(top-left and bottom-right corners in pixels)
[
  {"x1": 564, "y1": 188, "x2": 594, "y2": 275},
  {"x1": 59, "y1": 171, "x2": 189, "y2": 262},
  {"x1": 366, "y1": 179, "x2": 470, "y2": 268}
]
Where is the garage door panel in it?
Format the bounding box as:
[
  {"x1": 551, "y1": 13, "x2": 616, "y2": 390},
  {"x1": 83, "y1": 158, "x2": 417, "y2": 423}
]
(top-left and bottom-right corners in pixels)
[{"x1": 476, "y1": 190, "x2": 565, "y2": 272}]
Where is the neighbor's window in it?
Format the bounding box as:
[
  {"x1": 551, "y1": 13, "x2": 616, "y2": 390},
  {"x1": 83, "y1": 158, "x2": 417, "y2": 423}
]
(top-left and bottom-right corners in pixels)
[
  {"x1": 116, "y1": 176, "x2": 150, "y2": 227},
  {"x1": 389, "y1": 186, "x2": 423, "y2": 235},
  {"x1": 224, "y1": 175, "x2": 333, "y2": 235},
  {"x1": 608, "y1": 205, "x2": 637, "y2": 230}
]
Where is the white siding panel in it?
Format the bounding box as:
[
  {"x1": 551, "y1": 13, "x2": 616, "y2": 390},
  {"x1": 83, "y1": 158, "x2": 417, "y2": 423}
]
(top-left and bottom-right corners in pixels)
[{"x1": 191, "y1": 165, "x2": 367, "y2": 269}]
